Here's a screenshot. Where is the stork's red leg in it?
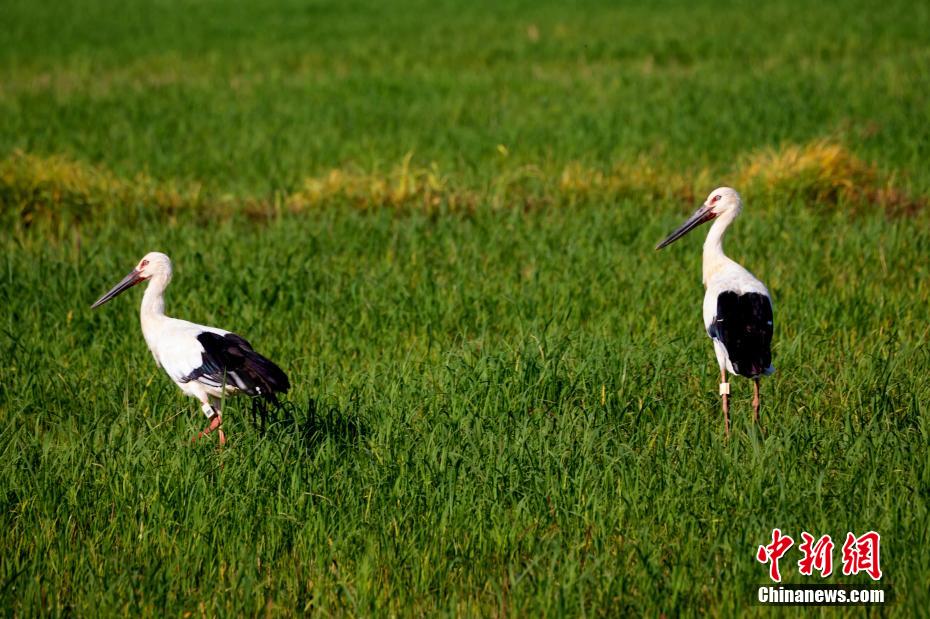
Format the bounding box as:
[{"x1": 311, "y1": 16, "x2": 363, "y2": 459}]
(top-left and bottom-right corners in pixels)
[
  {"x1": 192, "y1": 398, "x2": 225, "y2": 446},
  {"x1": 752, "y1": 378, "x2": 761, "y2": 424},
  {"x1": 720, "y1": 369, "x2": 730, "y2": 437},
  {"x1": 192, "y1": 413, "x2": 223, "y2": 443}
]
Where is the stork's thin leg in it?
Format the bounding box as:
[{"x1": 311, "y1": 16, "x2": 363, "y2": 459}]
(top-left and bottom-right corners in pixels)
[
  {"x1": 193, "y1": 413, "x2": 222, "y2": 443},
  {"x1": 720, "y1": 369, "x2": 730, "y2": 437},
  {"x1": 212, "y1": 397, "x2": 227, "y2": 447},
  {"x1": 193, "y1": 402, "x2": 225, "y2": 446},
  {"x1": 752, "y1": 378, "x2": 761, "y2": 424}
]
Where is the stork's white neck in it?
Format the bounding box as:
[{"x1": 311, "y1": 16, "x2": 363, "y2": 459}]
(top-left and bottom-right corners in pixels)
[
  {"x1": 702, "y1": 209, "x2": 739, "y2": 285},
  {"x1": 135, "y1": 264, "x2": 174, "y2": 365},
  {"x1": 140, "y1": 272, "x2": 170, "y2": 322}
]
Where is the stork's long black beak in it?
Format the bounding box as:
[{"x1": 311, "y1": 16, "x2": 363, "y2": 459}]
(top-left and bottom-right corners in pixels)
[
  {"x1": 655, "y1": 204, "x2": 717, "y2": 250},
  {"x1": 91, "y1": 269, "x2": 145, "y2": 308}
]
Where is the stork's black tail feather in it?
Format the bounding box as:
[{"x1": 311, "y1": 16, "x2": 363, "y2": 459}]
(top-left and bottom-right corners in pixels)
[
  {"x1": 239, "y1": 347, "x2": 291, "y2": 404},
  {"x1": 193, "y1": 332, "x2": 290, "y2": 402},
  {"x1": 711, "y1": 291, "x2": 774, "y2": 378}
]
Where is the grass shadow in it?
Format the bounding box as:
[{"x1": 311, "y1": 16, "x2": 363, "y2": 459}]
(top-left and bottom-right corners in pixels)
[{"x1": 250, "y1": 397, "x2": 367, "y2": 453}]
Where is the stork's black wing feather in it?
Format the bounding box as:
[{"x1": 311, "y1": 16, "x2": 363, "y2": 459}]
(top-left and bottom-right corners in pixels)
[
  {"x1": 182, "y1": 332, "x2": 290, "y2": 402},
  {"x1": 712, "y1": 291, "x2": 773, "y2": 378}
]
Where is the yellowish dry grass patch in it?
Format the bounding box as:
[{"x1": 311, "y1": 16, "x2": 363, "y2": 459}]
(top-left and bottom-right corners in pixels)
[
  {"x1": 736, "y1": 140, "x2": 873, "y2": 202},
  {"x1": 285, "y1": 154, "x2": 468, "y2": 213},
  {"x1": 1, "y1": 140, "x2": 923, "y2": 233},
  {"x1": 557, "y1": 159, "x2": 713, "y2": 204},
  {"x1": 0, "y1": 150, "x2": 202, "y2": 230},
  {"x1": 734, "y1": 140, "x2": 925, "y2": 215}
]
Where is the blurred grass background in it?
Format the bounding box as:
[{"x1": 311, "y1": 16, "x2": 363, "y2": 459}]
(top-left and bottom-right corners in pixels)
[
  {"x1": 1, "y1": 0, "x2": 928, "y2": 194},
  {"x1": 1, "y1": 0, "x2": 929, "y2": 615}
]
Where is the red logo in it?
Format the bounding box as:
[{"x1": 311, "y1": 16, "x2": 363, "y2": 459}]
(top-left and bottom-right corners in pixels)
[
  {"x1": 756, "y1": 528, "x2": 794, "y2": 583},
  {"x1": 798, "y1": 532, "x2": 834, "y2": 577},
  {"x1": 758, "y1": 530, "x2": 881, "y2": 582},
  {"x1": 841, "y1": 531, "x2": 882, "y2": 581}
]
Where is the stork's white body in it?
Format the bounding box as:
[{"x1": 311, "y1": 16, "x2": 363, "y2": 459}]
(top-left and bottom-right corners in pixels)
[
  {"x1": 701, "y1": 218, "x2": 773, "y2": 377},
  {"x1": 139, "y1": 276, "x2": 238, "y2": 404},
  {"x1": 139, "y1": 267, "x2": 235, "y2": 412}
]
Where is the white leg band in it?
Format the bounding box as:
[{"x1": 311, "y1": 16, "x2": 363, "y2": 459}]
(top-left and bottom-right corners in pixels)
[
  {"x1": 202, "y1": 402, "x2": 216, "y2": 418},
  {"x1": 719, "y1": 382, "x2": 730, "y2": 395}
]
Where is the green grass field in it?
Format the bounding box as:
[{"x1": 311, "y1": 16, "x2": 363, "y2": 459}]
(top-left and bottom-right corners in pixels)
[{"x1": 2, "y1": 0, "x2": 929, "y2": 615}]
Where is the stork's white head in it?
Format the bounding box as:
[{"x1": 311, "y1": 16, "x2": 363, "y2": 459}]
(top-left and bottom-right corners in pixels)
[
  {"x1": 704, "y1": 187, "x2": 742, "y2": 218},
  {"x1": 135, "y1": 252, "x2": 172, "y2": 280},
  {"x1": 655, "y1": 187, "x2": 743, "y2": 250},
  {"x1": 91, "y1": 252, "x2": 173, "y2": 309}
]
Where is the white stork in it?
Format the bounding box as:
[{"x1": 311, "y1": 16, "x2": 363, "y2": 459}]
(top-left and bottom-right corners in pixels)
[
  {"x1": 655, "y1": 187, "x2": 774, "y2": 435},
  {"x1": 91, "y1": 252, "x2": 290, "y2": 445}
]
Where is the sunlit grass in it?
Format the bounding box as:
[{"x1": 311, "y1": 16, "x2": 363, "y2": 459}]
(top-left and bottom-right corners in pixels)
[
  {"x1": 3, "y1": 199, "x2": 928, "y2": 615},
  {"x1": 2, "y1": 0, "x2": 929, "y2": 615}
]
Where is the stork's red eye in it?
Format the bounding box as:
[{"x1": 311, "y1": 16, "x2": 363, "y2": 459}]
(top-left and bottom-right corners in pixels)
[
  {"x1": 711, "y1": 195, "x2": 721, "y2": 203},
  {"x1": 140, "y1": 260, "x2": 149, "y2": 267}
]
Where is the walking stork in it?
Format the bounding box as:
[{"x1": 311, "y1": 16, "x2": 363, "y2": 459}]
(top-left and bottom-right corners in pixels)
[
  {"x1": 655, "y1": 187, "x2": 774, "y2": 435},
  {"x1": 91, "y1": 252, "x2": 290, "y2": 445}
]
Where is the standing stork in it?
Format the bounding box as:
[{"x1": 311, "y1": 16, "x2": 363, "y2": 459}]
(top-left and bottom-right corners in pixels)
[
  {"x1": 91, "y1": 252, "x2": 290, "y2": 445},
  {"x1": 655, "y1": 187, "x2": 774, "y2": 435}
]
